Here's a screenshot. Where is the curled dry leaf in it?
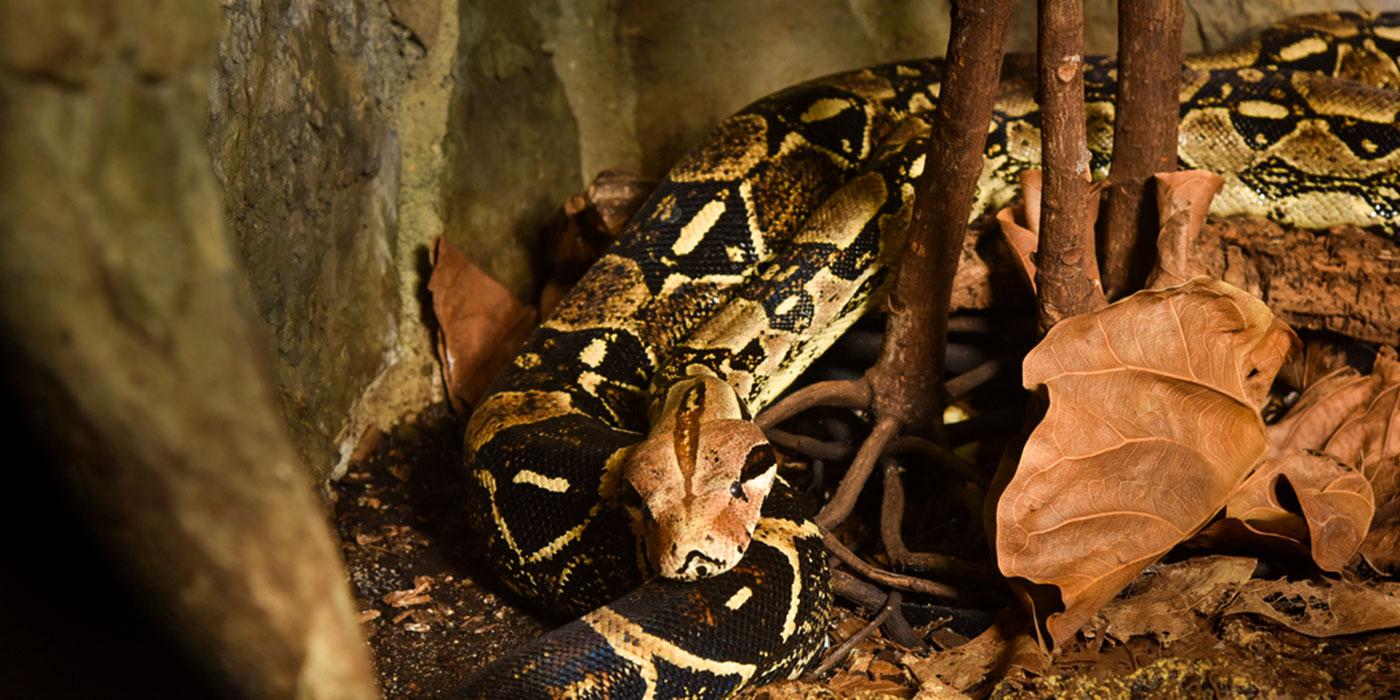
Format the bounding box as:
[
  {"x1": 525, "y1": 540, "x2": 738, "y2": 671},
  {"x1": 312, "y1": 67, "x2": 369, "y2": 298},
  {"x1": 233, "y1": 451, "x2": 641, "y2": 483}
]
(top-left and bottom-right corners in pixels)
[
  {"x1": 993, "y1": 170, "x2": 1105, "y2": 295},
  {"x1": 1219, "y1": 452, "x2": 1374, "y2": 572},
  {"x1": 1267, "y1": 347, "x2": 1400, "y2": 574},
  {"x1": 996, "y1": 277, "x2": 1297, "y2": 649},
  {"x1": 995, "y1": 170, "x2": 1044, "y2": 293},
  {"x1": 1222, "y1": 577, "x2": 1400, "y2": 637},
  {"x1": 1145, "y1": 170, "x2": 1224, "y2": 290},
  {"x1": 427, "y1": 236, "x2": 537, "y2": 413},
  {"x1": 1362, "y1": 457, "x2": 1400, "y2": 575}
]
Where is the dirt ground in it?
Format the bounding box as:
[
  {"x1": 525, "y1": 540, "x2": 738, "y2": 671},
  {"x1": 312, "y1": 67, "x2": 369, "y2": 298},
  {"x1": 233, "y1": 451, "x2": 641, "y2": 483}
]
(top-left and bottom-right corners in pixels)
[{"x1": 333, "y1": 403, "x2": 1400, "y2": 699}]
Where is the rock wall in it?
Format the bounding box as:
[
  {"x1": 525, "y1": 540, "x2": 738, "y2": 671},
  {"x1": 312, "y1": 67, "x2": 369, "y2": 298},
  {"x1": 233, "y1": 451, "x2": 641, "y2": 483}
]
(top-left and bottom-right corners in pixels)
[{"x1": 209, "y1": 0, "x2": 1385, "y2": 481}]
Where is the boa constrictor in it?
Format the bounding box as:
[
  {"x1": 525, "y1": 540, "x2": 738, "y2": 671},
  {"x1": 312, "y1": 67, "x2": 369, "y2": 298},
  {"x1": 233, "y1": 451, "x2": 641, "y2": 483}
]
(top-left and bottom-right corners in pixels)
[{"x1": 459, "y1": 12, "x2": 1400, "y2": 699}]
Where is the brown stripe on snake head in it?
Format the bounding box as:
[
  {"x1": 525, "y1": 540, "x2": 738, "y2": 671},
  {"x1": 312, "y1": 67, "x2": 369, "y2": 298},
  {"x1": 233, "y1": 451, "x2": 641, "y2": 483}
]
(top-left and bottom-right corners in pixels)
[{"x1": 671, "y1": 381, "x2": 707, "y2": 498}]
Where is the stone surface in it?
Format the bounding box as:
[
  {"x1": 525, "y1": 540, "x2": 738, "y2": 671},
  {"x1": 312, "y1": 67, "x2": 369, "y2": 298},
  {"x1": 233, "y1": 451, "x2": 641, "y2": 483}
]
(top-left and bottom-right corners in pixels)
[{"x1": 0, "y1": 0, "x2": 379, "y2": 696}]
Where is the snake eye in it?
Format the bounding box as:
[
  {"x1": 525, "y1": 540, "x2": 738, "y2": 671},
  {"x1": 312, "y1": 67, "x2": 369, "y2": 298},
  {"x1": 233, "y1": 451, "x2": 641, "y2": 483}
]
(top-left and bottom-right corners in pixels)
[{"x1": 730, "y1": 480, "x2": 747, "y2": 501}]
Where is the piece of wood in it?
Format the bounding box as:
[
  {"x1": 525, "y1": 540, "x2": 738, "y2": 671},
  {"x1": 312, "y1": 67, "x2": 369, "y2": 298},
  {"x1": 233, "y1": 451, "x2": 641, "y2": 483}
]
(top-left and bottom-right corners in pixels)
[
  {"x1": 1102, "y1": 0, "x2": 1185, "y2": 296},
  {"x1": 1034, "y1": 0, "x2": 1107, "y2": 333}
]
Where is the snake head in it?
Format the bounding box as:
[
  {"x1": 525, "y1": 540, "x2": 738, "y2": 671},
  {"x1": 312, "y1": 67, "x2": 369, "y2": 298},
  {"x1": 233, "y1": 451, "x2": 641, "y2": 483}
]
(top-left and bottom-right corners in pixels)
[{"x1": 623, "y1": 374, "x2": 779, "y2": 581}]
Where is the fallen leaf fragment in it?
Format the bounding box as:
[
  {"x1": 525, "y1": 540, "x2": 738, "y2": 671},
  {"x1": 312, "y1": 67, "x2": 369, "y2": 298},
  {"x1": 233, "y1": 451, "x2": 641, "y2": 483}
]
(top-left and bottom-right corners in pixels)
[
  {"x1": 428, "y1": 236, "x2": 537, "y2": 412},
  {"x1": 996, "y1": 277, "x2": 1297, "y2": 649},
  {"x1": 1222, "y1": 577, "x2": 1400, "y2": 636},
  {"x1": 1361, "y1": 455, "x2": 1400, "y2": 575},
  {"x1": 1091, "y1": 555, "x2": 1257, "y2": 644},
  {"x1": 1146, "y1": 170, "x2": 1224, "y2": 289},
  {"x1": 383, "y1": 577, "x2": 433, "y2": 608},
  {"x1": 902, "y1": 611, "x2": 1044, "y2": 694},
  {"x1": 1323, "y1": 347, "x2": 1400, "y2": 483},
  {"x1": 995, "y1": 171, "x2": 1044, "y2": 293},
  {"x1": 356, "y1": 609, "x2": 382, "y2": 624},
  {"x1": 1218, "y1": 453, "x2": 1373, "y2": 572}
]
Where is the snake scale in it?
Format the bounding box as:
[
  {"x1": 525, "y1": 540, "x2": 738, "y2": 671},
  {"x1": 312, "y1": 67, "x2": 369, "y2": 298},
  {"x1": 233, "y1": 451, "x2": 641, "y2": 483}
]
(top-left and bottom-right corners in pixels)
[{"x1": 459, "y1": 13, "x2": 1400, "y2": 699}]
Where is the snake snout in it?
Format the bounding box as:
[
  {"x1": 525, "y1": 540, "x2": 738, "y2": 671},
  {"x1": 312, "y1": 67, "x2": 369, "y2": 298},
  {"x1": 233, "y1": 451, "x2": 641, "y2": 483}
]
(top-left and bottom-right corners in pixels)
[{"x1": 674, "y1": 549, "x2": 726, "y2": 580}]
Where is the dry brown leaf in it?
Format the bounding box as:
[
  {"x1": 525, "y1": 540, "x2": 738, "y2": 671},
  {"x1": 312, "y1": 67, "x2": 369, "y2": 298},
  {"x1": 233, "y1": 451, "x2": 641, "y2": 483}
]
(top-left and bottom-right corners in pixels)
[
  {"x1": 1323, "y1": 347, "x2": 1400, "y2": 482},
  {"x1": 995, "y1": 170, "x2": 1044, "y2": 293},
  {"x1": 993, "y1": 170, "x2": 1105, "y2": 295},
  {"x1": 1277, "y1": 335, "x2": 1362, "y2": 391},
  {"x1": 1267, "y1": 367, "x2": 1380, "y2": 459},
  {"x1": 427, "y1": 236, "x2": 537, "y2": 412},
  {"x1": 1091, "y1": 555, "x2": 1257, "y2": 644},
  {"x1": 1220, "y1": 453, "x2": 1374, "y2": 572},
  {"x1": 902, "y1": 611, "x2": 1044, "y2": 694},
  {"x1": 540, "y1": 170, "x2": 653, "y2": 316},
  {"x1": 996, "y1": 277, "x2": 1298, "y2": 649},
  {"x1": 1222, "y1": 577, "x2": 1400, "y2": 636},
  {"x1": 1361, "y1": 455, "x2": 1400, "y2": 575},
  {"x1": 1146, "y1": 170, "x2": 1224, "y2": 289}
]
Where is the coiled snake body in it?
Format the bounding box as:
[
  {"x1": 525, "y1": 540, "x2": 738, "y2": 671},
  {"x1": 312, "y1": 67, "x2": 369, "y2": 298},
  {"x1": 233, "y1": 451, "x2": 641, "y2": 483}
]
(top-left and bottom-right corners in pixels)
[{"x1": 461, "y1": 13, "x2": 1399, "y2": 698}]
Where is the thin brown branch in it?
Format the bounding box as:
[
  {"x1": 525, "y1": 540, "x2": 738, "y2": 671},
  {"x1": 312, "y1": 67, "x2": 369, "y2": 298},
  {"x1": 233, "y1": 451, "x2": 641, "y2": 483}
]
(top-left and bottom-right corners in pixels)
[
  {"x1": 756, "y1": 377, "x2": 870, "y2": 430},
  {"x1": 805, "y1": 591, "x2": 902, "y2": 679},
  {"x1": 1034, "y1": 0, "x2": 1107, "y2": 334},
  {"x1": 1101, "y1": 0, "x2": 1185, "y2": 296},
  {"x1": 889, "y1": 435, "x2": 988, "y2": 488},
  {"x1": 830, "y1": 571, "x2": 926, "y2": 649},
  {"x1": 869, "y1": 0, "x2": 1017, "y2": 428},
  {"x1": 823, "y1": 530, "x2": 963, "y2": 600},
  {"x1": 816, "y1": 418, "x2": 900, "y2": 529},
  {"x1": 880, "y1": 462, "x2": 998, "y2": 581},
  {"x1": 944, "y1": 357, "x2": 1003, "y2": 401},
  {"x1": 765, "y1": 427, "x2": 853, "y2": 461}
]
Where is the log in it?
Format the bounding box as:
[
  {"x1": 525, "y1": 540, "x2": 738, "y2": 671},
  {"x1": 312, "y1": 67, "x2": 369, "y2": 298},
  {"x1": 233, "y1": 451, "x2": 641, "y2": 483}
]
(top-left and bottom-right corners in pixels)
[{"x1": 0, "y1": 2, "x2": 379, "y2": 697}]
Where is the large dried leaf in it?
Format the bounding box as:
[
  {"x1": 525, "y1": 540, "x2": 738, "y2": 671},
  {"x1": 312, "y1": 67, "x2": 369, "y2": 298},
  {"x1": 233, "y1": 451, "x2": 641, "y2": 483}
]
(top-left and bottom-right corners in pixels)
[
  {"x1": 1222, "y1": 577, "x2": 1400, "y2": 637},
  {"x1": 996, "y1": 277, "x2": 1297, "y2": 649},
  {"x1": 1219, "y1": 453, "x2": 1374, "y2": 572},
  {"x1": 427, "y1": 236, "x2": 536, "y2": 412}
]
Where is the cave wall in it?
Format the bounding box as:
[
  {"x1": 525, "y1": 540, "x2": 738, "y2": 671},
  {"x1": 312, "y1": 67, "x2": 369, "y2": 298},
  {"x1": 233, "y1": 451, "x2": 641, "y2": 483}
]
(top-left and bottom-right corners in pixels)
[{"x1": 209, "y1": 0, "x2": 1387, "y2": 481}]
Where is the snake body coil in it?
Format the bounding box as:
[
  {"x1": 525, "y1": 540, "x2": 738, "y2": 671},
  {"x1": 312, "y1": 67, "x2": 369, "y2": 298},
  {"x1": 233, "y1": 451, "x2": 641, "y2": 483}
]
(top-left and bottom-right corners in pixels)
[{"x1": 460, "y1": 13, "x2": 1400, "y2": 698}]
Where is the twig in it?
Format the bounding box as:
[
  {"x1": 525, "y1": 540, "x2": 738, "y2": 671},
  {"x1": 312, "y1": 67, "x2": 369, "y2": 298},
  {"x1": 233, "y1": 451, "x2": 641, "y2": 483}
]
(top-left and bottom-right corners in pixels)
[
  {"x1": 805, "y1": 591, "x2": 902, "y2": 679},
  {"x1": 816, "y1": 418, "x2": 899, "y2": 528},
  {"x1": 830, "y1": 570, "x2": 926, "y2": 648},
  {"x1": 757, "y1": 378, "x2": 869, "y2": 430},
  {"x1": 823, "y1": 530, "x2": 963, "y2": 600},
  {"x1": 944, "y1": 357, "x2": 1003, "y2": 401},
  {"x1": 765, "y1": 427, "x2": 853, "y2": 461},
  {"x1": 879, "y1": 462, "x2": 998, "y2": 581},
  {"x1": 1101, "y1": 0, "x2": 1185, "y2": 296}
]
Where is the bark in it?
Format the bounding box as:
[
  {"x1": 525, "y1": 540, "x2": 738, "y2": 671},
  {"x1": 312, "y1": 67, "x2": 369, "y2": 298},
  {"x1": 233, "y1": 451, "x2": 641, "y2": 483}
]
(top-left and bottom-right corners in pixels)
[
  {"x1": 1102, "y1": 0, "x2": 1185, "y2": 296},
  {"x1": 0, "y1": 2, "x2": 379, "y2": 698},
  {"x1": 1034, "y1": 0, "x2": 1107, "y2": 334}
]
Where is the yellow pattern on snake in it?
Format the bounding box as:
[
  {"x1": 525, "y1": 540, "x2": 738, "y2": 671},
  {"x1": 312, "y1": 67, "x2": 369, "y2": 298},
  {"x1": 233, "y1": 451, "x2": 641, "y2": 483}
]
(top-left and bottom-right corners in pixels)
[{"x1": 459, "y1": 13, "x2": 1399, "y2": 698}]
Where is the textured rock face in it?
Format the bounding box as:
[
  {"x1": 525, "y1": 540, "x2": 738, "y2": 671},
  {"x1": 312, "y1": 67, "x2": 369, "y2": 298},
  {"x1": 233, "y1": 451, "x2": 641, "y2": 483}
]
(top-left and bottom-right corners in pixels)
[
  {"x1": 209, "y1": 0, "x2": 452, "y2": 480},
  {"x1": 0, "y1": 0, "x2": 379, "y2": 696}
]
